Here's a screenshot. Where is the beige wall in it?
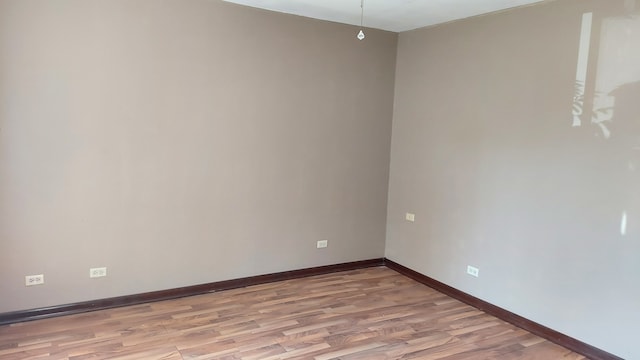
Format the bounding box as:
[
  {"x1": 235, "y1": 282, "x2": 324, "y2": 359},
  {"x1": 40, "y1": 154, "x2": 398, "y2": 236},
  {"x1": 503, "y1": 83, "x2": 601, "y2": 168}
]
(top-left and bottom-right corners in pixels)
[
  {"x1": 3, "y1": 0, "x2": 637, "y2": 358},
  {"x1": 386, "y1": 0, "x2": 639, "y2": 358},
  {"x1": 0, "y1": 0, "x2": 397, "y2": 312}
]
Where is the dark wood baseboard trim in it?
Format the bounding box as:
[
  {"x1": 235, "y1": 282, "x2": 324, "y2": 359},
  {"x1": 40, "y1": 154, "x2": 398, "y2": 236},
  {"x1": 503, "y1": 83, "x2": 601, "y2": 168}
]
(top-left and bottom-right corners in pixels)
[
  {"x1": 0, "y1": 258, "x2": 384, "y2": 326},
  {"x1": 0, "y1": 257, "x2": 622, "y2": 360},
  {"x1": 383, "y1": 258, "x2": 623, "y2": 360}
]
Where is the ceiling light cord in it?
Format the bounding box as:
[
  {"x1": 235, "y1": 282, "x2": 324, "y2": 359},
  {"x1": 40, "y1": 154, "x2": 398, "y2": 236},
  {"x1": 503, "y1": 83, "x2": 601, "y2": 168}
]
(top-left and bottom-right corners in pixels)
[{"x1": 357, "y1": 0, "x2": 365, "y2": 40}]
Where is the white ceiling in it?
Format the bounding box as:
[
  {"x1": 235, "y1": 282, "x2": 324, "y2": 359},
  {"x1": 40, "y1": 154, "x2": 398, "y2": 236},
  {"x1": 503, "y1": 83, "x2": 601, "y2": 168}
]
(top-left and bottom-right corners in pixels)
[{"x1": 222, "y1": 0, "x2": 547, "y2": 32}]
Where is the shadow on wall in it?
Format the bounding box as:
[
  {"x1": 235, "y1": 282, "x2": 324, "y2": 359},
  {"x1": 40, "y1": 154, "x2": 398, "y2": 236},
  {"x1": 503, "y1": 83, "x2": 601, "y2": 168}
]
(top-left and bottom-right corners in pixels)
[
  {"x1": 570, "y1": 7, "x2": 640, "y2": 240},
  {"x1": 609, "y1": 80, "x2": 640, "y2": 150}
]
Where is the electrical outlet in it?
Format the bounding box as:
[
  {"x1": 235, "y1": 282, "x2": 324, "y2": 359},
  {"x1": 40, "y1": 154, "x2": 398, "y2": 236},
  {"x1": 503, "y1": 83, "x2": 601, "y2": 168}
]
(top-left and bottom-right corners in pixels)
[
  {"x1": 90, "y1": 267, "x2": 107, "y2": 278},
  {"x1": 25, "y1": 274, "x2": 44, "y2": 286},
  {"x1": 467, "y1": 265, "x2": 479, "y2": 278},
  {"x1": 405, "y1": 212, "x2": 415, "y2": 222},
  {"x1": 316, "y1": 240, "x2": 328, "y2": 248}
]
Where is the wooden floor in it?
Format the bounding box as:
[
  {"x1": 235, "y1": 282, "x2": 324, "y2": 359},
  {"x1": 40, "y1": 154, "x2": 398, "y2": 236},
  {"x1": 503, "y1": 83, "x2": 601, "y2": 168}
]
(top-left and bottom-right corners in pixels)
[{"x1": 0, "y1": 267, "x2": 586, "y2": 360}]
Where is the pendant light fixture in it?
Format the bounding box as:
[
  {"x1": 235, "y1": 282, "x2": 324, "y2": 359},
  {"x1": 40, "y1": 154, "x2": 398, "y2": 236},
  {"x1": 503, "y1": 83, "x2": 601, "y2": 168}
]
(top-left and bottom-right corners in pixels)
[{"x1": 357, "y1": 0, "x2": 365, "y2": 40}]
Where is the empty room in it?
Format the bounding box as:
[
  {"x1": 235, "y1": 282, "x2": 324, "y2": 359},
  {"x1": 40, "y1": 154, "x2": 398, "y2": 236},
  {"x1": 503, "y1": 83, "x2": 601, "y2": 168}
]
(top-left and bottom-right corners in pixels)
[{"x1": 0, "y1": 0, "x2": 638, "y2": 359}]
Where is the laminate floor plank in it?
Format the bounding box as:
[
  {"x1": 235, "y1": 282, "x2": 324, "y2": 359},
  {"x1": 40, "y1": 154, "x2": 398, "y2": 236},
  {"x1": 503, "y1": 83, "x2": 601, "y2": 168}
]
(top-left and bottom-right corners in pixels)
[{"x1": 0, "y1": 267, "x2": 587, "y2": 359}]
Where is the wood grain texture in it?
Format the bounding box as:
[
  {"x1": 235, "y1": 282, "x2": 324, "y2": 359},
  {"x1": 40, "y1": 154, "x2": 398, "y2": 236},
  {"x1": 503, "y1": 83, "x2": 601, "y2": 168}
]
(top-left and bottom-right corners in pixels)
[
  {"x1": 0, "y1": 259, "x2": 384, "y2": 326},
  {"x1": 0, "y1": 267, "x2": 588, "y2": 359},
  {"x1": 384, "y1": 260, "x2": 621, "y2": 360}
]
